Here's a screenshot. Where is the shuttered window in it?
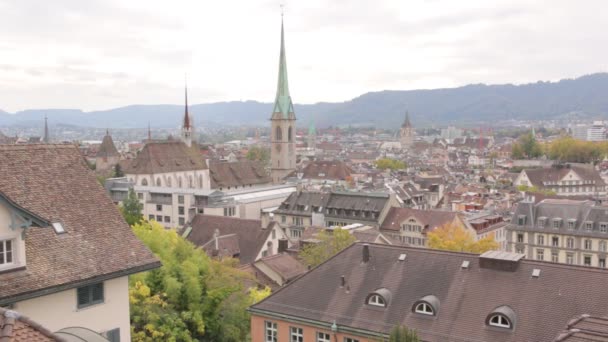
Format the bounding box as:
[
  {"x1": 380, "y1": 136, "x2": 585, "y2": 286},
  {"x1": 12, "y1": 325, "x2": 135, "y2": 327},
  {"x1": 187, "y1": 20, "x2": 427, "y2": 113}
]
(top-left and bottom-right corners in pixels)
[{"x1": 77, "y1": 282, "x2": 104, "y2": 309}]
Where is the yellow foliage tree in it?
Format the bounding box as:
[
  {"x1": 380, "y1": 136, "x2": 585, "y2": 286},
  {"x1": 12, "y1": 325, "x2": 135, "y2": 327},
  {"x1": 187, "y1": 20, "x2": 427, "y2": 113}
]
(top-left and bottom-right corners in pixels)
[{"x1": 427, "y1": 222, "x2": 498, "y2": 254}]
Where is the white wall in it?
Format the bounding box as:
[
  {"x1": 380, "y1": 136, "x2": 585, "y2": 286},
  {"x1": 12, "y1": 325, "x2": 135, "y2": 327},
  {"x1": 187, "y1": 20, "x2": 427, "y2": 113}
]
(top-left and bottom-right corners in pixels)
[{"x1": 15, "y1": 276, "x2": 131, "y2": 342}]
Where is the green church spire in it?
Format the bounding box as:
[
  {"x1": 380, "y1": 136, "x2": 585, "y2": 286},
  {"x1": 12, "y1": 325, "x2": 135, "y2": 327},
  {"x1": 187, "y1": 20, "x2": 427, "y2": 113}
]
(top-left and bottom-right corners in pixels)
[{"x1": 272, "y1": 17, "x2": 295, "y2": 120}]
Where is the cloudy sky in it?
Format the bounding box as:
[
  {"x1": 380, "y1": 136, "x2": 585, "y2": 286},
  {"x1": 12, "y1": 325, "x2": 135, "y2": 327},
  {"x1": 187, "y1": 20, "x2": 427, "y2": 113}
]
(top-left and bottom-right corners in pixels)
[{"x1": 1, "y1": 0, "x2": 607, "y2": 112}]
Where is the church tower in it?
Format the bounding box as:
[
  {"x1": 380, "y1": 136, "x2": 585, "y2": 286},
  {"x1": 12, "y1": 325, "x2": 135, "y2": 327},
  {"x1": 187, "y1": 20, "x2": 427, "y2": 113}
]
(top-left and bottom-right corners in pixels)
[
  {"x1": 400, "y1": 111, "x2": 414, "y2": 149},
  {"x1": 307, "y1": 120, "x2": 316, "y2": 151},
  {"x1": 181, "y1": 84, "x2": 193, "y2": 147},
  {"x1": 270, "y1": 17, "x2": 296, "y2": 183}
]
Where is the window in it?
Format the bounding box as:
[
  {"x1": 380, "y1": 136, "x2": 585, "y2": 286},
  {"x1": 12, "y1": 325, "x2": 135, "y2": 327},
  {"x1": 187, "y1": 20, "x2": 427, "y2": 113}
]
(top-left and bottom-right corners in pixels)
[
  {"x1": 586, "y1": 222, "x2": 593, "y2": 231},
  {"x1": 137, "y1": 192, "x2": 143, "y2": 200},
  {"x1": 567, "y1": 220, "x2": 575, "y2": 230},
  {"x1": 265, "y1": 321, "x2": 277, "y2": 342},
  {"x1": 272, "y1": 230, "x2": 276, "y2": 239},
  {"x1": 584, "y1": 255, "x2": 592, "y2": 266},
  {"x1": 517, "y1": 233, "x2": 524, "y2": 243},
  {"x1": 164, "y1": 216, "x2": 170, "y2": 223},
  {"x1": 600, "y1": 258, "x2": 606, "y2": 268},
  {"x1": 178, "y1": 206, "x2": 185, "y2": 215},
  {"x1": 344, "y1": 338, "x2": 359, "y2": 342},
  {"x1": 179, "y1": 217, "x2": 185, "y2": 225},
  {"x1": 223, "y1": 207, "x2": 235, "y2": 217},
  {"x1": 601, "y1": 223, "x2": 608, "y2": 233},
  {"x1": 0, "y1": 240, "x2": 13, "y2": 265},
  {"x1": 288, "y1": 126, "x2": 293, "y2": 142},
  {"x1": 178, "y1": 195, "x2": 184, "y2": 204},
  {"x1": 148, "y1": 214, "x2": 154, "y2": 220},
  {"x1": 566, "y1": 253, "x2": 574, "y2": 264},
  {"x1": 516, "y1": 247, "x2": 524, "y2": 254},
  {"x1": 291, "y1": 229, "x2": 302, "y2": 239},
  {"x1": 585, "y1": 239, "x2": 592, "y2": 250},
  {"x1": 537, "y1": 218, "x2": 546, "y2": 228},
  {"x1": 536, "y1": 249, "x2": 544, "y2": 261},
  {"x1": 103, "y1": 328, "x2": 120, "y2": 342},
  {"x1": 553, "y1": 219, "x2": 561, "y2": 229},
  {"x1": 281, "y1": 216, "x2": 286, "y2": 223},
  {"x1": 600, "y1": 241, "x2": 607, "y2": 252},
  {"x1": 77, "y1": 282, "x2": 104, "y2": 309},
  {"x1": 414, "y1": 302, "x2": 434, "y2": 315},
  {"x1": 290, "y1": 327, "x2": 303, "y2": 342},
  {"x1": 551, "y1": 252, "x2": 559, "y2": 263},
  {"x1": 537, "y1": 235, "x2": 544, "y2": 245},
  {"x1": 156, "y1": 178, "x2": 161, "y2": 187},
  {"x1": 293, "y1": 217, "x2": 303, "y2": 226},
  {"x1": 518, "y1": 215, "x2": 525, "y2": 226},
  {"x1": 552, "y1": 236, "x2": 559, "y2": 247},
  {"x1": 156, "y1": 204, "x2": 162, "y2": 211},
  {"x1": 567, "y1": 238, "x2": 574, "y2": 249},
  {"x1": 156, "y1": 215, "x2": 162, "y2": 222},
  {"x1": 141, "y1": 178, "x2": 148, "y2": 186},
  {"x1": 367, "y1": 294, "x2": 386, "y2": 307},
  {"x1": 488, "y1": 314, "x2": 511, "y2": 329},
  {"x1": 317, "y1": 332, "x2": 331, "y2": 342}
]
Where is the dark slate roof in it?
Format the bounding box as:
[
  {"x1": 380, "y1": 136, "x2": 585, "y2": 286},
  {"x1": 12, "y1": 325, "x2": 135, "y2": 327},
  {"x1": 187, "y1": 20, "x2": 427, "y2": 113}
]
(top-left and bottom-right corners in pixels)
[
  {"x1": 325, "y1": 192, "x2": 389, "y2": 223},
  {"x1": 209, "y1": 160, "x2": 270, "y2": 188},
  {"x1": 524, "y1": 164, "x2": 605, "y2": 187},
  {"x1": 0, "y1": 307, "x2": 60, "y2": 342},
  {"x1": 274, "y1": 191, "x2": 328, "y2": 216},
  {"x1": 251, "y1": 243, "x2": 608, "y2": 342},
  {"x1": 186, "y1": 215, "x2": 271, "y2": 264},
  {"x1": 291, "y1": 160, "x2": 353, "y2": 181},
  {"x1": 380, "y1": 207, "x2": 461, "y2": 232},
  {"x1": 0, "y1": 144, "x2": 159, "y2": 304},
  {"x1": 122, "y1": 140, "x2": 207, "y2": 174},
  {"x1": 96, "y1": 132, "x2": 119, "y2": 158}
]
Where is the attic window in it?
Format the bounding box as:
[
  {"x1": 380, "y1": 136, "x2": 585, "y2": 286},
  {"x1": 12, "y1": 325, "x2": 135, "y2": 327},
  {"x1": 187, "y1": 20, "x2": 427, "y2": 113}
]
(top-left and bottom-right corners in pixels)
[
  {"x1": 517, "y1": 215, "x2": 526, "y2": 226},
  {"x1": 367, "y1": 294, "x2": 385, "y2": 307},
  {"x1": 486, "y1": 306, "x2": 515, "y2": 330},
  {"x1": 366, "y1": 288, "x2": 391, "y2": 308},
  {"x1": 412, "y1": 295, "x2": 440, "y2": 316},
  {"x1": 414, "y1": 302, "x2": 434, "y2": 315},
  {"x1": 488, "y1": 314, "x2": 511, "y2": 328},
  {"x1": 52, "y1": 222, "x2": 65, "y2": 234}
]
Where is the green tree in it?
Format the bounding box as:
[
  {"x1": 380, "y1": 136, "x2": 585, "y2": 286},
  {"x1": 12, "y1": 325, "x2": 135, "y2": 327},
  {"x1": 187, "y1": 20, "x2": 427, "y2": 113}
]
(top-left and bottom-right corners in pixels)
[
  {"x1": 375, "y1": 158, "x2": 406, "y2": 171},
  {"x1": 299, "y1": 228, "x2": 356, "y2": 267},
  {"x1": 511, "y1": 143, "x2": 524, "y2": 159},
  {"x1": 427, "y1": 222, "x2": 498, "y2": 253},
  {"x1": 120, "y1": 188, "x2": 143, "y2": 226},
  {"x1": 130, "y1": 220, "x2": 265, "y2": 342},
  {"x1": 388, "y1": 325, "x2": 420, "y2": 342},
  {"x1": 114, "y1": 163, "x2": 124, "y2": 177}
]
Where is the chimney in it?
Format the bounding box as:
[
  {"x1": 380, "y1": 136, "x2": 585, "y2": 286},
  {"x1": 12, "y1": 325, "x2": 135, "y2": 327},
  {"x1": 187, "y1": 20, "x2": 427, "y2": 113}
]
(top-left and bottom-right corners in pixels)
[
  {"x1": 362, "y1": 244, "x2": 370, "y2": 263},
  {"x1": 278, "y1": 238, "x2": 288, "y2": 253}
]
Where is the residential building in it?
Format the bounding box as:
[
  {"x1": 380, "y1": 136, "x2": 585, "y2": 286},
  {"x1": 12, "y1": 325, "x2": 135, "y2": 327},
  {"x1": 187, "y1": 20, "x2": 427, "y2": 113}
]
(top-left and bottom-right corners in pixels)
[
  {"x1": 514, "y1": 164, "x2": 606, "y2": 196},
  {"x1": 0, "y1": 144, "x2": 160, "y2": 341},
  {"x1": 380, "y1": 207, "x2": 470, "y2": 246},
  {"x1": 507, "y1": 198, "x2": 608, "y2": 267},
  {"x1": 250, "y1": 243, "x2": 608, "y2": 342},
  {"x1": 270, "y1": 19, "x2": 297, "y2": 184}
]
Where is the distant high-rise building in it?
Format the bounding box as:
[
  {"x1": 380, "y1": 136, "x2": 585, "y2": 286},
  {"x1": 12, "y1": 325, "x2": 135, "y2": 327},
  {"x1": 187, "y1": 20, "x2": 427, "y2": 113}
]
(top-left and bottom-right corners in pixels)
[
  {"x1": 270, "y1": 17, "x2": 296, "y2": 184},
  {"x1": 399, "y1": 111, "x2": 414, "y2": 148},
  {"x1": 571, "y1": 122, "x2": 606, "y2": 141}
]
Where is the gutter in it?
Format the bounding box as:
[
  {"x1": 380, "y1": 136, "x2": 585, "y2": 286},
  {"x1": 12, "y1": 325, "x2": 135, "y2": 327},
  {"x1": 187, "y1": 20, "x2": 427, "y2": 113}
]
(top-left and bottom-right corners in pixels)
[{"x1": 0, "y1": 261, "x2": 161, "y2": 306}]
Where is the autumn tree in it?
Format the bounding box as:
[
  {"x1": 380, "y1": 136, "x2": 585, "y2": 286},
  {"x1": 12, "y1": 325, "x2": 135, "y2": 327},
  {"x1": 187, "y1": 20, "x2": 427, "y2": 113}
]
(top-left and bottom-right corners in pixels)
[
  {"x1": 120, "y1": 188, "x2": 143, "y2": 226},
  {"x1": 129, "y1": 220, "x2": 268, "y2": 341},
  {"x1": 548, "y1": 136, "x2": 606, "y2": 163},
  {"x1": 299, "y1": 228, "x2": 356, "y2": 267},
  {"x1": 427, "y1": 222, "x2": 498, "y2": 254},
  {"x1": 375, "y1": 158, "x2": 407, "y2": 171}
]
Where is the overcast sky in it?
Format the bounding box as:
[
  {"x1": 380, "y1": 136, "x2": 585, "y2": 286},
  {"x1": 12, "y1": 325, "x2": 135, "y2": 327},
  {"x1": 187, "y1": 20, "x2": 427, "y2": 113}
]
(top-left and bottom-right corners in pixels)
[{"x1": 1, "y1": 0, "x2": 607, "y2": 112}]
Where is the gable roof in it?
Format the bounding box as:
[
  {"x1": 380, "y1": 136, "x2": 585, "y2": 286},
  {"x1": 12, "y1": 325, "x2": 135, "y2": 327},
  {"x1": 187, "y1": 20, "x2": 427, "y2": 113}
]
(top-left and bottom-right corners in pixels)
[
  {"x1": 122, "y1": 140, "x2": 207, "y2": 174},
  {"x1": 380, "y1": 207, "x2": 461, "y2": 232},
  {"x1": 186, "y1": 215, "x2": 272, "y2": 264},
  {"x1": 0, "y1": 144, "x2": 160, "y2": 304},
  {"x1": 253, "y1": 253, "x2": 307, "y2": 284},
  {"x1": 523, "y1": 164, "x2": 605, "y2": 187},
  {"x1": 251, "y1": 243, "x2": 608, "y2": 342},
  {"x1": 209, "y1": 160, "x2": 270, "y2": 188}
]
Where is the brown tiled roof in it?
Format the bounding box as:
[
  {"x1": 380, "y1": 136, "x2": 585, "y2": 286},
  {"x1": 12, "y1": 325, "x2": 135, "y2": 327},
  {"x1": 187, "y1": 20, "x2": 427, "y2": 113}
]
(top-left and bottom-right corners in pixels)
[
  {"x1": 187, "y1": 215, "x2": 270, "y2": 264},
  {"x1": 96, "y1": 132, "x2": 119, "y2": 158},
  {"x1": 201, "y1": 234, "x2": 240, "y2": 259},
  {"x1": 0, "y1": 308, "x2": 61, "y2": 342},
  {"x1": 254, "y1": 253, "x2": 307, "y2": 283},
  {"x1": 0, "y1": 144, "x2": 160, "y2": 304},
  {"x1": 293, "y1": 161, "x2": 353, "y2": 181},
  {"x1": 209, "y1": 160, "x2": 270, "y2": 188},
  {"x1": 380, "y1": 207, "x2": 461, "y2": 232},
  {"x1": 252, "y1": 243, "x2": 608, "y2": 342},
  {"x1": 122, "y1": 140, "x2": 207, "y2": 174}
]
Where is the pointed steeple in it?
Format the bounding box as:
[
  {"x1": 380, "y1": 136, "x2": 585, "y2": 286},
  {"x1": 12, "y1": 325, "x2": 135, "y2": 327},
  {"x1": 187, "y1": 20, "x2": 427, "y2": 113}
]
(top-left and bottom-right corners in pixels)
[
  {"x1": 402, "y1": 111, "x2": 411, "y2": 128},
  {"x1": 181, "y1": 80, "x2": 193, "y2": 147},
  {"x1": 183, "y1": 81, "x2": 191, "y2": 129},
  {"x1": 147, "y1": 122, "x2": 152, "y2": 141},
  {"x1": 43, "y1": 116, "x2": 49, "y2": 143},
  {"x1": 271, "y1": 17, "x2": 295, "y2": 120}
]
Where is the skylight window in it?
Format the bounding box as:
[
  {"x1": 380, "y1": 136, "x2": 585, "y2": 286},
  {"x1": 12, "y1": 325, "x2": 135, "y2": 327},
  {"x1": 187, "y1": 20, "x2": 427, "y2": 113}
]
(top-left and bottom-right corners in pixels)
[{"x1": 52, "y1": 222, "x2": 65, "y2": 234}]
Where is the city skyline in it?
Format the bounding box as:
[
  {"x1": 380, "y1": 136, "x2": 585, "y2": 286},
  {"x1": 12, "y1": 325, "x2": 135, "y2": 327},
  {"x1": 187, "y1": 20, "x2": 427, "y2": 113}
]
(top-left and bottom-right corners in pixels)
[{"x1": 1, "y1": 0, "x2": 607, "y2": 112}]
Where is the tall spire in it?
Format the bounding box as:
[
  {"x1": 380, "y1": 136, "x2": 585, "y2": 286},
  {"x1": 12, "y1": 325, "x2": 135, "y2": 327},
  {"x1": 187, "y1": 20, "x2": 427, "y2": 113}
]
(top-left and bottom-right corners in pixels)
[
  {"x1": 181, "y1": 77, "x2": 193, "y2": 147},
  {"x1": 402, "y1": 111, "x2": 411, "y2": 128},
  {"x1": 43, "y1": 116, "x2": 49, "y2": 143},
  {"x1": 271, "y1": 15, "x2": 295, "y2": 119},
  {"x1": 147, "y1": 122, "x2": 151, "y2": 141},
  {"x1": 183, "y1": 78, "x2": 191, "y2": 129}
]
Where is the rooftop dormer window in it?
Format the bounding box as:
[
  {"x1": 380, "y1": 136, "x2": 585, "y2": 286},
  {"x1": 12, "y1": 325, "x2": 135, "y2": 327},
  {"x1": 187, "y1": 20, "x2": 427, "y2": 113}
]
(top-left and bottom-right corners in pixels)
[
  {"x1": 412, "y1": 295, "x2": 440, "y2": 316},
  {"x1": 517, "y1": 215, "x2": 526, "y2": 226},
  {"x1": 486, "y1": 306, "x2": 516, "y2": 330},
  {"x1": 567, "y1": 219, "x2": 576, "y2": 230},
  {"x1": 367, "y1": 294, "x2": 385, "y2": 307},
  {"x1": 553, "y1": 218, "x2": 562, "y2": 229},
  {"x1": 366, "y1": 288, "x2": 391, "y2": 308},
  {"x1": 537, "y1": 217, "x2": 546, "y2": 228}
]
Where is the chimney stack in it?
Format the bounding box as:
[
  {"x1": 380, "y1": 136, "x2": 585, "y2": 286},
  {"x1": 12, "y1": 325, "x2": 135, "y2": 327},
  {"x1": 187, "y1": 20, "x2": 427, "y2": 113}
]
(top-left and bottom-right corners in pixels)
[
  {"x1": 362, "y1": 244, "x2": 370, "y2": 263},
  {"x1": 278, "y1": 238, "x2": 288, "y2": 253}
]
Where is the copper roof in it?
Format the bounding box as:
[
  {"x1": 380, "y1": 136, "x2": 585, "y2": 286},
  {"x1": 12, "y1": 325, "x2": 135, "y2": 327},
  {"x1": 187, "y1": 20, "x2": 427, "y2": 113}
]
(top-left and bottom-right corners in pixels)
[{"x1": 0, "y1": 144, "x2": 160, "y2": 304}]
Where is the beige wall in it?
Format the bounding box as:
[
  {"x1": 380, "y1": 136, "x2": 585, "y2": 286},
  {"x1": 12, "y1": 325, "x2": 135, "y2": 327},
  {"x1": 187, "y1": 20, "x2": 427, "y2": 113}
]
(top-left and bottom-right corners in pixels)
[
  {"x1": 14, "y1": 276, "x2": 131, "y2": 341},
  {"x1": 0, "y1": 203, "x2": 27, "y2": 272}
]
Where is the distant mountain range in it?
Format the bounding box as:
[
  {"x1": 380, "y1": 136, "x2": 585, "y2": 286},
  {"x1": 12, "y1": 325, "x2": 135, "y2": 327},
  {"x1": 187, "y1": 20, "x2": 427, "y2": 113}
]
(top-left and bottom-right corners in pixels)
[{"x1": 2, "y1": 73, "x2": 608, "y2": 129}]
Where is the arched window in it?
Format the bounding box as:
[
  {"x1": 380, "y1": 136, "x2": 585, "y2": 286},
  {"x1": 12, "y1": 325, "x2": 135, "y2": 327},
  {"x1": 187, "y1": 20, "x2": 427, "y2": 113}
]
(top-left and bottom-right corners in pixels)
[
  {"x1": 156, "y1": 178, "x2": 161, "y2": 187},
  {"x1": 414, "y1": 302, "x2": 434, "y2": 315},
  {"x1": 488, "y1": 314, "x2": 511, "y2": 328},
  {"x1": 267, "y1": 241, "x2": 273, "y2": 256},
  {"x1": 288, "y1": 126, "x2": 293, "y2": 142},
  {"x1": 178, "y1": 176, "x2": 183, "y2": 188},
  {"x1": 199, "y1": 175, "x2": 203, "y2": 188},
  {"x1": 189, "y1": 176, "x2": 193, "y2": 188},
  {"x1": 141, "y1": 178, "x2": 148, "y2": 186},
  {"x1": 167, "y1": 177, "x2": 172, "y2": 187},
  {"x1": 275, "y1": 126, "x2": 282, "y2": 141},
  {"x1": 600, "y1": 240, "x2": 607, "y2": 252},
  {"x1": 367, "y1": 294, "x2": 386, "y2": 307}
]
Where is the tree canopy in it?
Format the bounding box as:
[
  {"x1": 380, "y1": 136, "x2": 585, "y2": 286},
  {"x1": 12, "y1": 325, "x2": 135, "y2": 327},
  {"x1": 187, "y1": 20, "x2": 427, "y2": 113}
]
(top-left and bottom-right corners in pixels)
[
  {"x1": 129, "y1": 220, "x2": 268, "y2": 341},
  {"x1": 511, "y1": 132, "x2": 543, "y2": 159},
  {"x1": 246, "y1": 146, "x2": 270, "y2": 165},
  {"x1": 387, "y1": 325, "x2": 420, "y2": 342},
  {"x1": 375, "y1": 158, "x2": 407, "y2": 171},
  {"x1": 547, "y1": 136, "x2": 607, "y2": 163},
  {"x1": 299, "y1": 228, "x2": 356, "y2": 268},
  {"x1": 427, "y1": 222, "x2": 498, "y2": 254},
  {"x1": 120, "y1": 188, "x2": 143, "y2": 226}
]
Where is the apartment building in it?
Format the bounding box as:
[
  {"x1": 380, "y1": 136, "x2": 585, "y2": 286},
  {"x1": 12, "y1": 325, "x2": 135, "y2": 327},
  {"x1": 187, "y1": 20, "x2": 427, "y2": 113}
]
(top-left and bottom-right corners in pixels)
[{"x1": 514, "y1": 163, "x2": 606, "y2": 196}]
